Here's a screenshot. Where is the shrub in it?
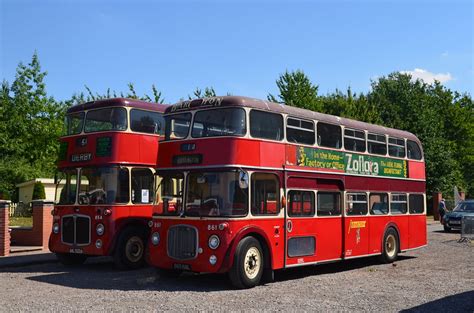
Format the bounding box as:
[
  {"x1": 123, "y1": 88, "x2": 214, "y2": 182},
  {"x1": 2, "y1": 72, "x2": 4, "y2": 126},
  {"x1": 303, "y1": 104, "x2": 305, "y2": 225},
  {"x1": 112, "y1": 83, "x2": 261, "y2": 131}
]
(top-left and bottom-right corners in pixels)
[{"x1": 32, "y1": 181, "x2": 46, "y2": 200}]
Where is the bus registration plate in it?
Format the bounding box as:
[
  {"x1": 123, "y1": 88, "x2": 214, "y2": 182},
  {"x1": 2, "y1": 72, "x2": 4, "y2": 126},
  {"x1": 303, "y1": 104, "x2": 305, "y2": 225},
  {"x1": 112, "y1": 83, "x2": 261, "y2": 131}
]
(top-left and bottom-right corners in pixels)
[{"x1": 173, "y1": 263, "x2": 191, "y2": 271}]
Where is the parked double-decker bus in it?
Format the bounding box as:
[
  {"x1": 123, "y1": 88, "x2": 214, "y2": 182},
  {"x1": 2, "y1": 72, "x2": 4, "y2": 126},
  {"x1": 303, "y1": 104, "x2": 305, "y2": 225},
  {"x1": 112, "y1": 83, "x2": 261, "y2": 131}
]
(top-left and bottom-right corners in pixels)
[
  {"x1": 49, "y1": 98, "x2": 167, "y2": 269},
  {"x1": 148, "y1": 96, "x2": 426, "y2": 288}
]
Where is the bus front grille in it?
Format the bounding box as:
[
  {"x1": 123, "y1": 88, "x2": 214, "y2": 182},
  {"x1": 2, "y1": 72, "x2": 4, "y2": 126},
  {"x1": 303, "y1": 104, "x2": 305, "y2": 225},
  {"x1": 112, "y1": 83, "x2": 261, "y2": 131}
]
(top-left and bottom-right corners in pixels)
[
  {"x1": 61, "y1": 215, "x2": 91, "y2": 246},
  {"x1": 167, "y1": 225, "x2": 198, "y2": 260}
]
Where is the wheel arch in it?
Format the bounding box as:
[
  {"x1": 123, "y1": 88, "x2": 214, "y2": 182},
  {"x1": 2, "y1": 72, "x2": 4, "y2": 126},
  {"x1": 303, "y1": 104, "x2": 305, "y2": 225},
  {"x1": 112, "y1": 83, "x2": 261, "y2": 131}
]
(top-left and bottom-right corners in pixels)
[
  {"x1": 108, "y1": 218, "x2": 150, "y2": 255},
  {"x1": 382, "y1": 222, "x2": 401, "y2": 253},
  {"x1": 221, "y1": 226, "x2": 274, "y2": 273}
]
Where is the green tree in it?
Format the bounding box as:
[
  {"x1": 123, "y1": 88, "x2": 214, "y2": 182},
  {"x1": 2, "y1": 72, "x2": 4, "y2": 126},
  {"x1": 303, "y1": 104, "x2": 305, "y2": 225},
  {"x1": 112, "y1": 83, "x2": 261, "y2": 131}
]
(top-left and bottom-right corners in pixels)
[
  {"x1": 0, "y1": 53, "x2": 65, "y2": 196},
  {"x1": 68, "y1": 83, "x2": 165, "y2": 106},
  {"x1": 268, "y1": 70, "x2": 322, "y2": 111},
  {"x1": 369, "y1": 73, "x2": 467, "y2": 197},
  {"x1": 188, "y1": 87, "x2": 217, "y2": 100},
  {"x1": 320, "y1": 87, "x2": 381, "y2": 124}
]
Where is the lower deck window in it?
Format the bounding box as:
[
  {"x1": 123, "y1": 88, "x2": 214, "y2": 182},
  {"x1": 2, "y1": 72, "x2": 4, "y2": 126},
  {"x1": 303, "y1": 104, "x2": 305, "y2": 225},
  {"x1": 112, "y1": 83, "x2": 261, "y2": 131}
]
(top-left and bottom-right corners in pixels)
[
  {"x1": 370, "y1": 193, "x2": 389, "y2": 215},
  {"x1": 409, "y1": 194, "x2": 424, "y2": 214},
  {"x1": 251, "y1": 173, "x2": 280, "y2": 215},
  {"x1": 346, "y1": 193, "x2": 368, "y2": 215},
  {"x1": 288, "y1": 190, "x2": 315, "y2": 217},
  {"x1": 391, "y1": 193, "x2": 407, "y2": 214},
  {"x1": 131, "y1": 168, "x2": 154, "y2": 204},
  {"x1": 317, "y1": 192, "x2": 341, "y2": 216}
]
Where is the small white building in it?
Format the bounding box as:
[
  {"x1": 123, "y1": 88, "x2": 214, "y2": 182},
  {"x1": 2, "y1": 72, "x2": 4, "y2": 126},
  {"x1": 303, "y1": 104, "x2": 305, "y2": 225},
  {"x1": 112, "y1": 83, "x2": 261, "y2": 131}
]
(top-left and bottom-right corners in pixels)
[{"x1": 16, "y1": 178, "x2": 64, "y2": 203}]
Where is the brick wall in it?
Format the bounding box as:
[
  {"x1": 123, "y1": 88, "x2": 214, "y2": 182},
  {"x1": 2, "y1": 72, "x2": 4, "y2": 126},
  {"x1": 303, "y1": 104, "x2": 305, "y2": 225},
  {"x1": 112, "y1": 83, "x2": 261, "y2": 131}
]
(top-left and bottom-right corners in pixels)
[
  {"x1": 10, "y1": 200, "x2": 53, "y2": 249},
  {"x1": 0, "y1": 201, "x2": 11, "y2": 256}
]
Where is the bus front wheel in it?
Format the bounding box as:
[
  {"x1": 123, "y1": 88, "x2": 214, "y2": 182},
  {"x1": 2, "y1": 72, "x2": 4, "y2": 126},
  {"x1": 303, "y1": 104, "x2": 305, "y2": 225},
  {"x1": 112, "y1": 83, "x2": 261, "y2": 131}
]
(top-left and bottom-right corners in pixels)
[
  {"x1": 229, "y1": 237, "x2": 264, "y2": 289},
  {"x1": 380, "y1": 228, "x2": 399, "y2": 263},
  {"x1": 114, "y1": 226, "x2": 146, "y2": 270}
]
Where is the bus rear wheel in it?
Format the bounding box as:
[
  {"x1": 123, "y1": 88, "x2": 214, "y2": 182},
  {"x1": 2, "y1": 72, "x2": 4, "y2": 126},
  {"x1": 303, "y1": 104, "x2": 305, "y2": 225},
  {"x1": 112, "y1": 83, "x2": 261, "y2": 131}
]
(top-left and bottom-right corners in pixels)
[
  {"x1": 56, "y1": 253, "x2": 87, "y2": 266},
  {"x1": 229, "y1": 237, "x2": 264, "y2": 289},
  {"x1": 380, "y1": 228, "x2": 399, "y2": 263},
  {"x1": 114, "y1": 226, "x2": 146, "y2": 270}
]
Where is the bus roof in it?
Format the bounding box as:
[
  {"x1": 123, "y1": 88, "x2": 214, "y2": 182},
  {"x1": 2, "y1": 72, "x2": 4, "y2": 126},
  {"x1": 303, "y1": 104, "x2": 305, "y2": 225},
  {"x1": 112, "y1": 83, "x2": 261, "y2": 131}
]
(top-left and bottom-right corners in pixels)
[
  {"x1": 67, "y1": 98, "x2": 168, "y2": 114},
  {"x1": 166, "y1": 96, "x2": 422, "y2": 145}
]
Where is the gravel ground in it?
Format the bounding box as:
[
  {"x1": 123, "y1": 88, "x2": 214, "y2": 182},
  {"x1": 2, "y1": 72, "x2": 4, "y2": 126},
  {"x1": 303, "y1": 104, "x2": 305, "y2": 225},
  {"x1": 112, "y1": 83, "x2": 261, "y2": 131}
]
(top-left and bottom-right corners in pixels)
[{"x1": 0, "y1": 223, "x2": 472, "y2": 312}]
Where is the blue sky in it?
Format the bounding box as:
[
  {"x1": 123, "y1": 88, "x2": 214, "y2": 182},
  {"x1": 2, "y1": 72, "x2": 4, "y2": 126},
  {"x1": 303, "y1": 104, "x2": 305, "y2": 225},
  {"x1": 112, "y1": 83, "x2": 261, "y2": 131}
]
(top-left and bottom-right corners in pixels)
[{"x1": 1, "y1": 0, "x2": 473, "y2": 103}]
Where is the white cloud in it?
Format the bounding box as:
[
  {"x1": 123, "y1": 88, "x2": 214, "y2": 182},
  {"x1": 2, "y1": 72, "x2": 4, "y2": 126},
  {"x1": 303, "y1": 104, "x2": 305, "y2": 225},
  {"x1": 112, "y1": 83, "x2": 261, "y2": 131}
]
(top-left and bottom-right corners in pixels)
[{"x1": 400, "y1": 68, "x2": 453, "y2": 84}]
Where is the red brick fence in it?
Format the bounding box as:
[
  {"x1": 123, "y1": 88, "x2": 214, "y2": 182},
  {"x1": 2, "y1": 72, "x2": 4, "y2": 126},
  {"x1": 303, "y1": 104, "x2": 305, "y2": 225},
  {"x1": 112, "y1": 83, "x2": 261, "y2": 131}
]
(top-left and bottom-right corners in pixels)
[{"x1": 0, "y1": 200, "x2": 53, "y2": 257}]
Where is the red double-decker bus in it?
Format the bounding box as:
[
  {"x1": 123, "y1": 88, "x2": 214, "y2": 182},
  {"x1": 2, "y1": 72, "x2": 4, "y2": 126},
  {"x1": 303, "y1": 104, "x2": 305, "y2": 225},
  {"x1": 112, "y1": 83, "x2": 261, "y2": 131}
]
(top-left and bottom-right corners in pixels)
[
  {"x1": 49, "y1": 98, "x2": 167, "y2": 269},
  {"x1": 148, "y1": 96, "x2": 426, "y2": 288}
]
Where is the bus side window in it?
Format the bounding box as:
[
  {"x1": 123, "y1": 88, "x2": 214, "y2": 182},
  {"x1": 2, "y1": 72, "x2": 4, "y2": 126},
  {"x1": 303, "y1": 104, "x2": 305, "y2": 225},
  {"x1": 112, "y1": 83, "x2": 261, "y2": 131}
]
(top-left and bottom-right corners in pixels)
[
  {"x1": 317, "y1": 122, "x2": 341, "y2": 149},
  {"x1": 407, "y1": 140, "x2": 422, "y2": 160},
  {"x1": 251, "y1": 173, "x2": 280, "y2": 215},
  {"x1": 346, "y1": 193, "x2": 368, "y2": 215},
  {"x1": 317, "y1": 192, "x2": 341, "y2": 216},
  {"x1": 367, "y1": 133, "x2": 387, "y2": 155},
  {"x1": 131, "y1": 168, "x2": 154, "y2": 204},
  {"x1": 288, "y1": 190, "x2": 315, "y2": 217},
  {"x1": 409, "y1": 194, "x2": 424, "y2": 214},
  {"x1": 391, "y1": 193, "x2": 408, "y2": 214},
  {"x1": 250, "y1": 110, "x2": 284, "y2": 141},
  {"x1": 369, "y1": 193, "x2": 389, "y2": 215}
]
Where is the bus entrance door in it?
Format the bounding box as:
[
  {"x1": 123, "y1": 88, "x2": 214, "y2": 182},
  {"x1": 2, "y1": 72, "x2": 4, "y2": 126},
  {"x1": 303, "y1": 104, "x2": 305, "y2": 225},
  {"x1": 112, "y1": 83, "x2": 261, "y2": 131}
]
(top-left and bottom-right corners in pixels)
[
  {"x1": 343, "y1": 192, "x2": 370, "y2": 258},
  {"x1": 285, "y1": 189, "x2": 318, "y2": 267}
]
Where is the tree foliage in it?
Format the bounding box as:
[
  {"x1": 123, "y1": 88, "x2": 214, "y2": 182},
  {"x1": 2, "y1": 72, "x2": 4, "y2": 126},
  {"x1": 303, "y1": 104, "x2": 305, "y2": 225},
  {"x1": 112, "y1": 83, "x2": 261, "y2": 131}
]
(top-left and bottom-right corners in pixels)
[
  {"x1": 68, "y1": 83, "x2": 165, "y2": 106},
  {"x1": 188, "y1": 87, "x2": 217, "y2": 100},
  {"x1": 268, "y1": 70, "x2": 322, "y2": 112},
  {"x1": 0, "y1": 53, "x2": 64, "y2": 197},
  {"x1": 270, "y1": 70, "x2": 473, "y2": 198},
  {"x1": 32, "y1": 181, "x2": 46, "y2": 200}
]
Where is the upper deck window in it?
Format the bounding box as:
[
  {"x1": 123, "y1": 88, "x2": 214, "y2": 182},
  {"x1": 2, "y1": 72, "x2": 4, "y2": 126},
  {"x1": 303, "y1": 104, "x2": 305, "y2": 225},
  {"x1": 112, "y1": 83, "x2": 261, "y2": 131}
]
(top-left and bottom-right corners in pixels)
[
  {"x1": 286, "y1": 118, "x2": 315, "y2": 145},
  {"x1": 84, "y1": 107, "x2": 127, "y2": 133},
  {"x1": 344, "y1": 128, "x2": 366, "y2": 152},
  {"x1": 388, "y1": 137, "x2": 405, "y2": 158},
  {"x1": 367, "y1": 133, "x2": 387, "y2": 155},
  {"x1": 250, "y1": 110, "x2": 284, "y2": 141},
  {"x1": 317, "y1": 122, "x2": 342, "y2": 149},
  {"x1": 407, "y1": 140, "x2": 422, "y2": 160},
  {"x1": 191, "y1": 108, "x2": 246, "y2": 138},
  {"x1": 65, "y1": 112, "x2": 85, "y2": 135},
  {"x1": 130, "y1": 109, "x2": 164, "y2": 135},
  {"x1": 165, "y1": 113, "x2": 192, "y2": 140}
]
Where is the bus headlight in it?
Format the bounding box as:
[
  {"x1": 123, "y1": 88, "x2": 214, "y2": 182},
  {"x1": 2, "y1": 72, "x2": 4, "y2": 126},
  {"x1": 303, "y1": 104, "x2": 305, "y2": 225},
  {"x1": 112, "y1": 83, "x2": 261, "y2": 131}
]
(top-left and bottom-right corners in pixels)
[
  {"x1": 96, "y1": 223, "x2": 105, "y2": 236},
  {"x1": 209, "y1": 255, "x2": 217, "y2": 265},
  {"x1": 151, "y1": 232, "x2": 160, "y2": 245},
  {"x1": 208, "y1": 235, "x2": 220, "y2": 250},
  {"x1": 53, "y1": 223, "x2": 59, "y2": 234}
]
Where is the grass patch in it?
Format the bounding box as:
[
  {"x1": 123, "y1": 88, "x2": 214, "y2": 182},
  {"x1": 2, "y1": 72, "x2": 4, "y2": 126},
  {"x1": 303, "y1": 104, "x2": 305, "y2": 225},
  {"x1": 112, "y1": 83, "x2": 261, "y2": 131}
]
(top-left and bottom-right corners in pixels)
[{"x1": 9, "y1": 216, "x2": 33, "y2": 227}]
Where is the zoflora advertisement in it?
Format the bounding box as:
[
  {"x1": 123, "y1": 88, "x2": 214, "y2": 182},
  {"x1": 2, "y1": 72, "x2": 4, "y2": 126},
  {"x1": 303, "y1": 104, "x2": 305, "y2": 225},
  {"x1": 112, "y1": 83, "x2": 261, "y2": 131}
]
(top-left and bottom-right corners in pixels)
[{"x1": 296, "y1": 146, "x2": 407, "y2": 178}]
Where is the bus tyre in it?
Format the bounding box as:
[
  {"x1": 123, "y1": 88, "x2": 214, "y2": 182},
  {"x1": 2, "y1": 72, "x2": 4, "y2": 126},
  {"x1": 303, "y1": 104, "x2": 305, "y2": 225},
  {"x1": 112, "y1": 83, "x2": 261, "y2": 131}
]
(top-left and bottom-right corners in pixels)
[
  {"x1": 229, "y1": 237, "x2": 264, "y2": 289},
  {"x1": 56, "y1": 253, "x2": 87, "y2": 266},
  {"x1": 380, "y1": 228, "x2": 399, "y2": 263},
  {"x1": 114, "y1": 226, "x2": 146, "y2": 270}
]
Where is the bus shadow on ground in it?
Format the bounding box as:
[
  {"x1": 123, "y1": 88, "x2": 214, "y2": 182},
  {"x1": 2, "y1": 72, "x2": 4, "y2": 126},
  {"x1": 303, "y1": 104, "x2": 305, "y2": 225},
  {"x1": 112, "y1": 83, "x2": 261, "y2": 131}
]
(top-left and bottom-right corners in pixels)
[
  {"x1": 18, "y1": 255, "x2": 415, "y2": 292},
  {"x1": 400, "y1": 290, "x2": 474, "y2": 313}
]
